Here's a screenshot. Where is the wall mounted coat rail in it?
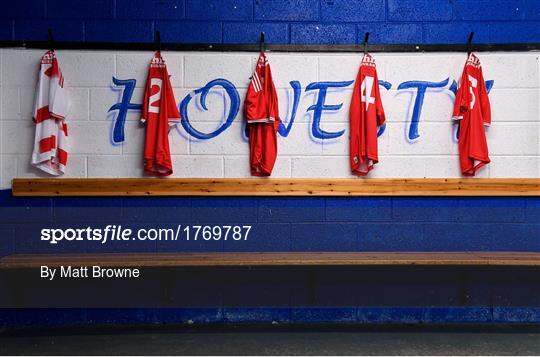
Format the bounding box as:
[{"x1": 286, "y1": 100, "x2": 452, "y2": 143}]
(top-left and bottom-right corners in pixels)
[{"x1": 0, "y1": 40, "x2": 538, "y2": 53}]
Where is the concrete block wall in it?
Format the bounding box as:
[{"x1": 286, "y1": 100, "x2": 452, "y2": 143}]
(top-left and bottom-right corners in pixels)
[
  {"x1": 0, "y1": 49, "x2": 539, "y2": 187},
  {"x1": 0, "y1": 0, "x2": 539, "y2": 44}
]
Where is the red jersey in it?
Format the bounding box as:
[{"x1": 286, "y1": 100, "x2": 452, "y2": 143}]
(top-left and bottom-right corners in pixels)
[
  {"x1": 244, "y1": 53, "x2": 280, "y2": 176},
  {"x1": 141, "y1": 52, "x2": 180, "y2": 176},
  {"x1": 349, "y1": 54, "x2": 386, "y2": 176},
  {"x1": 452, "y1": 53, "x2": 491, "y2": 176},
  {"x1": 244, "y1": 53, "x2": 279, "y2": 123}
]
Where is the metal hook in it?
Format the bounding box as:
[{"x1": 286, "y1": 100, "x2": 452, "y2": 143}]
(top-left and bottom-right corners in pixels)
[
  {"x1": 47, "y1": 28, "x2": 55, "y2": 52},
  {"x1": 363, "y1": 32, "x2": 370, "y2": 55},
  {"x1": 260, "y1": 32, "x2": 265, "y2": 54},
  {"x1": 467, "y1": 31, "x2": 474, "y2": 55},
  {"x1": 155, "y1": 30, "x2": 162, "y2": 53}
]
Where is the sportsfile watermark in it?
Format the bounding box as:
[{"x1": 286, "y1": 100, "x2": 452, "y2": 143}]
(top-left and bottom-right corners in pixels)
[{"x1": 41, "y1": 225, "x2": 252, "y2": 245}]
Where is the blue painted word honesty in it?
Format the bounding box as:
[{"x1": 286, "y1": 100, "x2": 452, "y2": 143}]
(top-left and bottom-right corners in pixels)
[{"x1": 108, "y1": 76, "x2": 494, "y2": 144}]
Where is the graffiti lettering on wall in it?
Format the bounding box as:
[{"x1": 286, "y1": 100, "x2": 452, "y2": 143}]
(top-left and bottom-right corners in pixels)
[{"x1": 108, "y1": 76, "x2": 494, "y2": 145}]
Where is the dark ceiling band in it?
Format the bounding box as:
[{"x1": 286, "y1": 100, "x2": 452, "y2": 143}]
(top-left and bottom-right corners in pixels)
[{"x1": 0, "y1": 40, "x2": 538, "y2": 52}]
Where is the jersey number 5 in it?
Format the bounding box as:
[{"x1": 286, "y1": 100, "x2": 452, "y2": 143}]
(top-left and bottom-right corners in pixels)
[
  {"x1": 468, "y1": 75, "x2": 478, "y2": 110},
  {"x1": 361, "y1": 76, "x2": 375, "y2": 111}
]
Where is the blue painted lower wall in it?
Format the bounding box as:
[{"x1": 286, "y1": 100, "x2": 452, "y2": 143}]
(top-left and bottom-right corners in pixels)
[
  {"x1": 1, "y1": 190, "x2": 539, "y2": 255},
  {"x1": 0, "y1": 189, "x2": 539, "y2": 327}
]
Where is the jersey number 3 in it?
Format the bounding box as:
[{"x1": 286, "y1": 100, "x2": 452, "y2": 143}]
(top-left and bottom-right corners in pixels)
[{"x1": 468, "y1": 75, "x2": 478, "y2": 110}]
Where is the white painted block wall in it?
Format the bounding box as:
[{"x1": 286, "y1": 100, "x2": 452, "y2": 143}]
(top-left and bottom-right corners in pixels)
[{"x1": 0, "y1": 49, "x2": 538, "y2": 188}]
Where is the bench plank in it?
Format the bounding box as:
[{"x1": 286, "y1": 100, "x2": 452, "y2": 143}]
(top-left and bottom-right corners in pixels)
[
  {"x1": 11, "y1": 178, "x2": 540, "y2": 197},
  {"x1": 1, "y1": 252, "x2": 539, "y2": 269}
]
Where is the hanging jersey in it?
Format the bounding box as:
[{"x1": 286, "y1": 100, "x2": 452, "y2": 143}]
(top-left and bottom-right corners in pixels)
[
  {"x1": 141, "y1": 52, "x2": 180, "y2": 176},
  {"x1": 244, "y1": 53, "x2": 279, "y2": 123},
  {"x1": 452, "y1": 53, "x2": 491, "y2": 176},
  {"x1": 349, "y1": 53, "x2": 386, "y2": 176},
  {"x1": 31, "y1": 50, "x2": 71, "y2": 176},
  {"x1": 244, "y1": 53, "x2": 280, "y2": 176}
]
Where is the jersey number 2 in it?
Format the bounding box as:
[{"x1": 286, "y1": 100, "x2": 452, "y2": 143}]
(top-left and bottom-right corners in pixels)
[{"x1": 148, "y1": 78, "x2": 163, "y2": 114}]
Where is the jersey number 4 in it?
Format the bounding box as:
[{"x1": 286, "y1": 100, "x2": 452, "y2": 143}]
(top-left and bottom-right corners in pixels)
[{"x1": 361, "y1": 76, "x2": 375, "y2": 111}]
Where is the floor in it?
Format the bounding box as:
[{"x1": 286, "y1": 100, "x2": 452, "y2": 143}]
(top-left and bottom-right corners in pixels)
[{"x1": 1, "y1": 327, "x2": 540, "y2": 355}]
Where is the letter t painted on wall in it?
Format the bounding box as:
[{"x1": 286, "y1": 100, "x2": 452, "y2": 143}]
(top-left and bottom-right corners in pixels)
[
  {"x1": 108, "y1": 77, "x2": 142, "y2": 144},
  {"x1": 397, "y1": 78, "x2": 449, "y2": 141}
]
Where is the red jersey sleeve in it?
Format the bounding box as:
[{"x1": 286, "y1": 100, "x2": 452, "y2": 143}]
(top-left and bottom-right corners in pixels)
[
  {"x1": 349, "y1": 69, "x2": 362, "y2": 126},
  {"x1": 244, "y1": 75, "x2": 257, "y2": 120},
  {"x1": 265, "y1": 64, "x2": 280, "y2": 122},
  {"x1": 165, "y1": 76, "x2": 181, "y2": 125},
  {"x1": 349, "y1": 68, "x2": 362, "y2": 162},
  {"x1": 374, "y1": 71, "x2": 386, "y2": 126},
  {"x1": 452, "y1": 71, "x2": 469, "y2": 121},
  {"x1": 140, "y1": 70, "x2": 151, "y2": 124},
  {"x1": 478, "y1": 69, "x2": 491, "y2": 126}
]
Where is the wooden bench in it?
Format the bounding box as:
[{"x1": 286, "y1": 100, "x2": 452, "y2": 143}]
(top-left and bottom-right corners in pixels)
[
  {"x1": 11, "y1": 178, "x2": 540, "y2": 196},
  {"x1": 1, "y1": 252, "x2": 539, "y2": 269}
]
